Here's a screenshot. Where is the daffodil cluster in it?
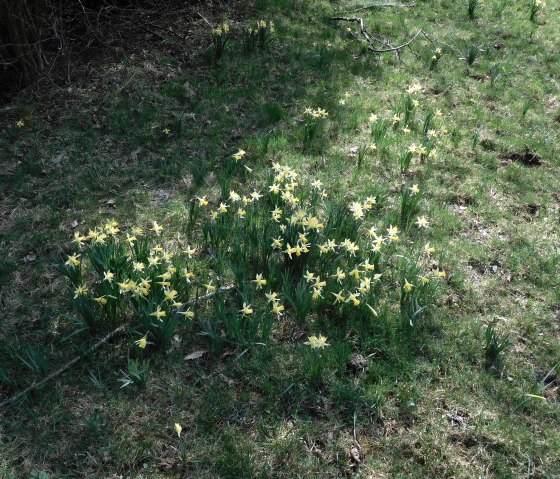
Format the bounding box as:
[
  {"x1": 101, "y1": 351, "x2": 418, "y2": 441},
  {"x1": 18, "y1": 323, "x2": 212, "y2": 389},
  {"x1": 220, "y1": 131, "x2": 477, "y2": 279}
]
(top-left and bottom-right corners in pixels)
[
  {"x1": 57, "y1": 219, "x2": 200, "y2": 348},
  {"x1": 195, "y1": 160, "x2": 447, "y2": 343},
  {"x1": 59, "y1": 155, "x2": 447, "y2": 354},
  {"x1": 243, "y1": 19, "x2": 275, "y2": 51}
]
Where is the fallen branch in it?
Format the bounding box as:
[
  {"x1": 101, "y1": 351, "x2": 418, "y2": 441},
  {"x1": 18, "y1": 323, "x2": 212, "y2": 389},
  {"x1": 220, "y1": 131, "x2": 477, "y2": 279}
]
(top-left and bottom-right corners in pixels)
[
  {"x1": 343, "y1": 2, "x2": 415, "y2": 13},
  {"x1": 0, "y1": 326, "x2": 125, "y2": 410},
  {"x1": 331, "y1": 16, "x2": 430, "y2": 55},
  {"x1": 369, "y1": 29, "x2": 423, "y2": 53},
  {"x1": 0, "y1": 284, "x2": 234, "y2": 410}
]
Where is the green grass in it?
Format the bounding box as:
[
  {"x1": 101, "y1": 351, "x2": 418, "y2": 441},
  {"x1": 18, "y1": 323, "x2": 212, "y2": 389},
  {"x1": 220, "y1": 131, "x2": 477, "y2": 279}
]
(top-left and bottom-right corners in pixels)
[{"x1": 1, "y1": 0, "x2": 560, "y2": 477}]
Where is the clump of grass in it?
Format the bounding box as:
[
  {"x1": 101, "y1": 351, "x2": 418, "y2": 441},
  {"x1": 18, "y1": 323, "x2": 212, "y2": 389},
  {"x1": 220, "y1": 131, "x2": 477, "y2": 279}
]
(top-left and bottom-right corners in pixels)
[
  {"x1": 117, "y1": 357, "x2": 151, "y2": 388},
  {"x1": 490, "y1": 64, "x2": 504, "y2": 88},
  {"x1": 521, "y1": 99, "x2": 534, "y2": 119},
  {"x1": 9, "y1": 343, "x2": 50, "y2": 376},
  {"x1": 464, "y1": 43, "x2": 480, "y2": 66},
  {"x1": 484, "y1": 324, "x2": 511, "y2": 369},
  {"x1": 467, "y1": 0, "x2": 479, "y2": 20},
  {"x1": 356, "y1": 143, "x2": 368, "y2": 168},
  {"x1": 529, "y1": 0, "x2": 545, "y2": 23},
  {"x1": 492, "y1": 0, "x2": 510, "y2": 17},
  {"x1": 82, "y1": 411, "x2": 101, "y2": 435}
]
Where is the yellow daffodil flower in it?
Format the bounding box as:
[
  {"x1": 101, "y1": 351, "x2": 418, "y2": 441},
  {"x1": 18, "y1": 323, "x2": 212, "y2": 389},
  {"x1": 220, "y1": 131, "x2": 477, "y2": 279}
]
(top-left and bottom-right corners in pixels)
[
  {"x1": 387, "y1": 225, "x2": 399, "y2": 242},
  {"x1": 264, "y1": 292, "x2": 278, "y2": 305},
  {"x1": 424, "y1": 243, "x2": 435, "y2": 255},
  {"x1": 302, "y1": 216, "x2": 324, "y2": 230},
  {"x1": 331, "y1": 268, "x2": 346, "y2": 282},
  {"x1": 252, "y1": 273, "x2": 267, "y2": 289},
  {"x1": 304, "y1": 270, "x2": 316, "y2": 283},
  {"x1": 65, "y1": 254, "x2": 81, "y2": 267},
  {"x1": 182, "y1": 268, "x2": 195, "y2": 282},
  {"x1": 125, "y1": 234, "x2": 137, "y2": 246},
  {"x1": 346, "y1": 292, "x2": 360, "y2": 306},
  {"x1": 349, "y1": 268, "x2": 361, "y2": 280},
  {"x1": 150, "y1": 221, "x2": 163, "y2": 235},
  {"x1": 232, "y1": 149, "x2": 246, "y2": 162},
  {"x1": 150, "y1": 307, "x2": 166, "y2": 319},
  {"x1": 204, "y1": 282, "x2": 217, "y2": 293},
  {"x1": 349, "y1": 202, "x2": 365, "y2": 220},
  {"x1": 361, "y1": 259, "x2": 375, "y2": 271},
  {"x1": 164, "y1": 289, "x2": 178, "y2": 302},
  {"x1": 433, "y1": 269, "x2": 446, "y2": 279},
  {"x1": 73, "y1": 232, "x2": 87, "y2": 247},
  {"x1": 403, "y1": 279, "x2": 414, "y2": 293},
  {"x1": 239, "y1": 303, "x2": 254, "y2": 315},
  {"x1": 272, "y1": 303, "x2": 285, "y2": 315},
  {"x1": 74, "y1": 285, "x2": 88, "y2": 298},
  {"x1": 332, "y1": 291, "x2": 345, "y2": 303},
  {"x1": 197, "y1": 196, "x2": 209, "y2": 206},
  {"x1": 271, "y1": 207, "x2": 283, "y2": 222},
  {"x1": 148, "y1": 256, "x2": 161, "y2": 267},
  {"x1": 136, "y1": 335, "x2": 148, "y2": 349},
  {"x1": 304, "y1": 334, "x2": 330, "y2": 349}
]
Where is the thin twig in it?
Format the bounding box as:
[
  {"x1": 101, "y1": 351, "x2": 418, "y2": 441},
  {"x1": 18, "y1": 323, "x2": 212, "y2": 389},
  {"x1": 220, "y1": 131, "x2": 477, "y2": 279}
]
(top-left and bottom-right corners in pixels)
[
  {"x1": 197, "y1": 12, "x2": 213, "y2": 28},
  {"x1": 0, "y1": 284, "x2": 234, "y2": 410},
  {"x1": 140, "y1": 20, "x2": 192, "y2": 46}
]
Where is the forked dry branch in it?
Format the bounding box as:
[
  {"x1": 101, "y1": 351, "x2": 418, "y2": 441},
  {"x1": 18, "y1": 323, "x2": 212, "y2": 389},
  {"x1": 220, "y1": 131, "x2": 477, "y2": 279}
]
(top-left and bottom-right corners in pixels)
[{"x1": 330, "y1": 16, "x2": 442, "y2": 63}]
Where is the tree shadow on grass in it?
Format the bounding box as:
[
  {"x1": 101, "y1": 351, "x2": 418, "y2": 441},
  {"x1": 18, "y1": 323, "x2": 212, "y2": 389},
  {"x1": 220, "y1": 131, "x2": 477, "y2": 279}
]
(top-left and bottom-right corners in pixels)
[{"x1": 0, "y1": 1, "x2": 438, "y2": 476}]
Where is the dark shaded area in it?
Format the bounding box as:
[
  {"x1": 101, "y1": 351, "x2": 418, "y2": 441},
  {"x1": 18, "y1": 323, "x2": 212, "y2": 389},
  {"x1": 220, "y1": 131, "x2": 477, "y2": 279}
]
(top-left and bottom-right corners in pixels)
[
  {"x1": 501, "y1": 145, "x2": 542, "y2": 167},
  {"x1": 0, "y1": 0, "x2": 217, "y2": 98}
]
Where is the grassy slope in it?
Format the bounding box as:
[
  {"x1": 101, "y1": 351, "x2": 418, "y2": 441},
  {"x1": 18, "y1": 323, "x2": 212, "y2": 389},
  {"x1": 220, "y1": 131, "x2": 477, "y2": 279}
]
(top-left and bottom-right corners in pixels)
[{"x1": 1, "y1": 0, "x2": 559, "y2": 477}]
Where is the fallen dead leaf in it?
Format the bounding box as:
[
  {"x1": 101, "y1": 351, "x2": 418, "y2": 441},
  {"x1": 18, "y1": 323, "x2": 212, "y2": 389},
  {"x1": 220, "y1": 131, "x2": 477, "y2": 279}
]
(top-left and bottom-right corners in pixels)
[
  {"x1": 350, "y1": 445, "x2": 361, "y2": 463},
  {"x1": 184, "y1": 350, "x2": 206, "y2": 361}
]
